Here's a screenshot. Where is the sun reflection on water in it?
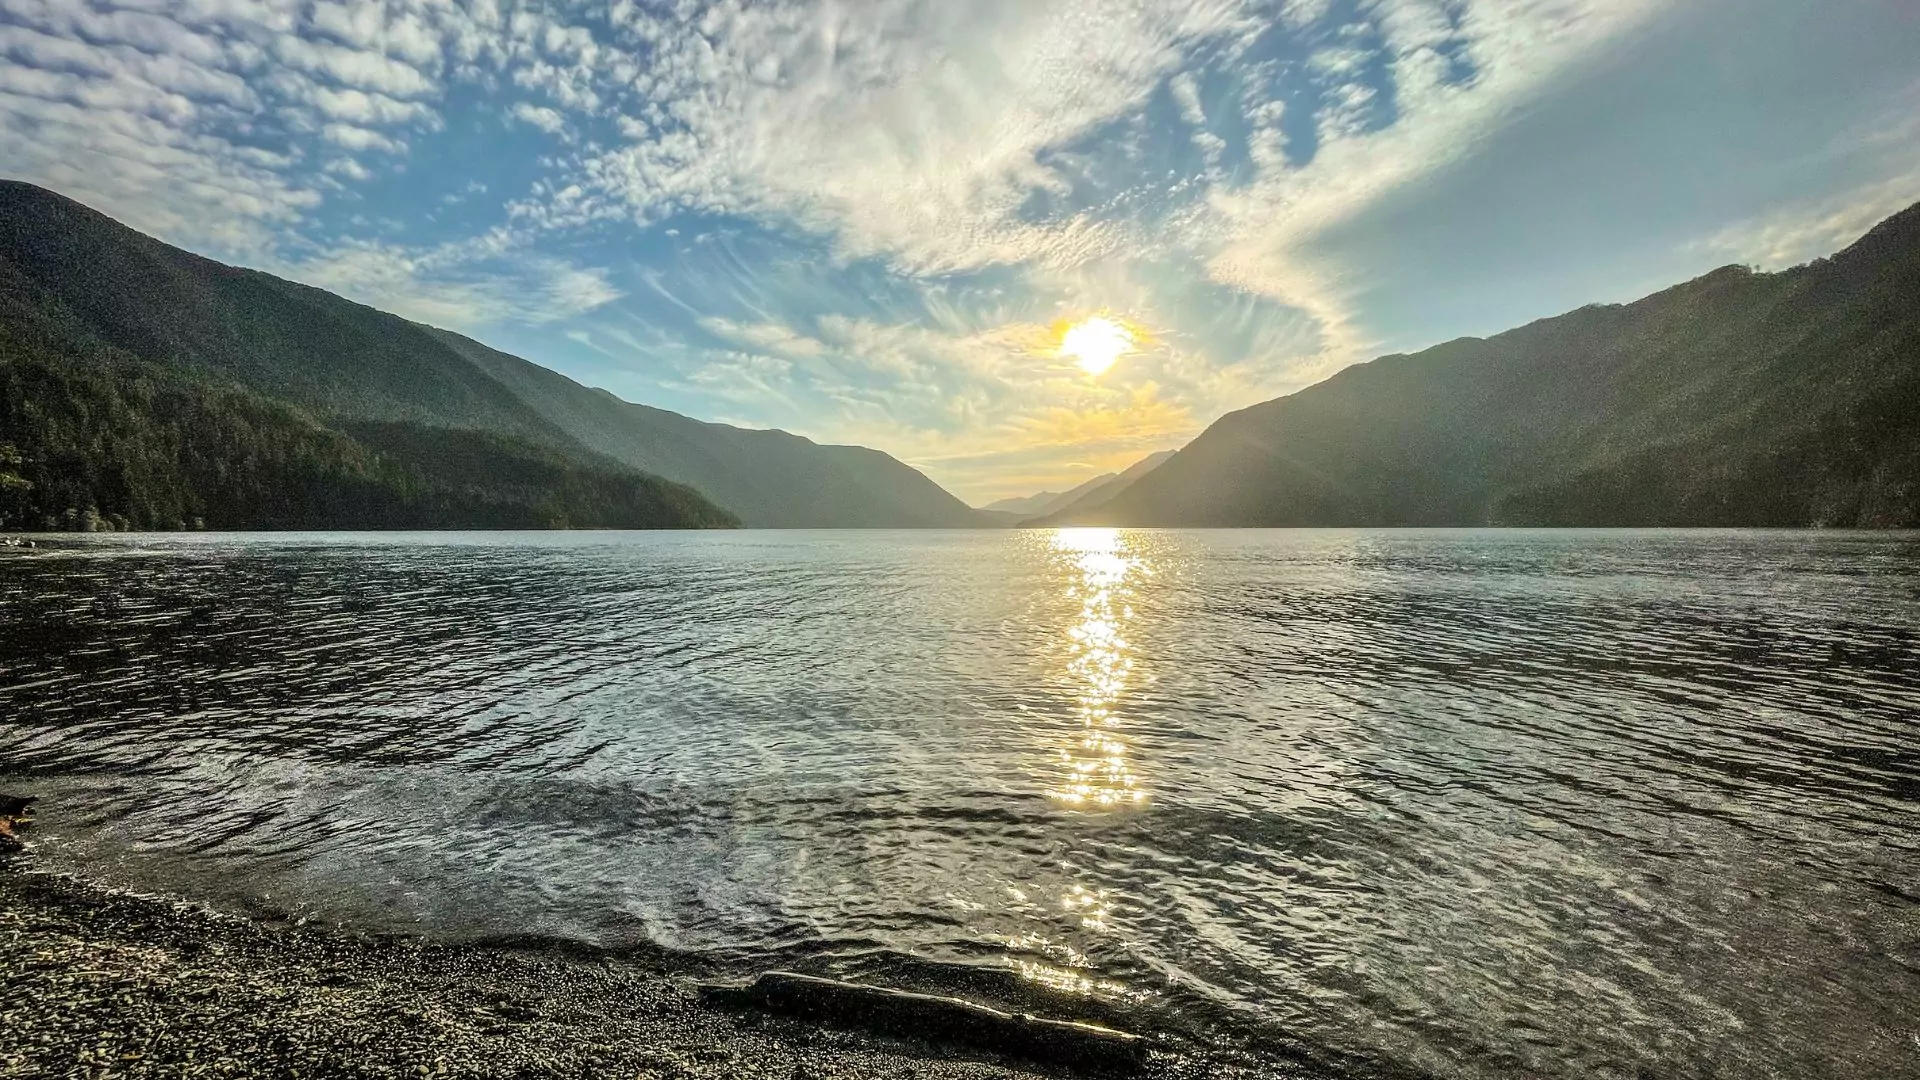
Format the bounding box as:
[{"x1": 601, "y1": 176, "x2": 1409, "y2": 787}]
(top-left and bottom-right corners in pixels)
[
  {"x1": 1047, "y1": 527, "x2": 1146, "y2": 809},
  {"x1": 997, "y1": 527, "x2": 1158, "y2": 1003},
  {"x1": 1008, "y1": 942, "x2": 1137, "y2": 997}
]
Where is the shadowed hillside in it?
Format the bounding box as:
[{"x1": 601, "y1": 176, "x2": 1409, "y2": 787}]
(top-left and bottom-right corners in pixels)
[
  {"x1": 1042, "y1": 201, "x2": 1920, "y2": 528},
  {"x1": 0, "y1": 180, "x2": 981, "y2": 529},
  {"x1": 0, "y1": 304, "x2": 735, "y2": 531},
  {"x1": 426, "y1": 328, "x2": 983, "y2": 529}
]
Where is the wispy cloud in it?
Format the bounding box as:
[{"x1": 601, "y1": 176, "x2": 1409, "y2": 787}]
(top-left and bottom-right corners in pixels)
[
  {"x1": 1686, "y1": 89, "x2": 1920, "y2": 269},
  {"x1": 1204, "y1": 0, "x2": 1666, "y2": 357},
  {"x1": 280, "y1": 235, "x2": 623, "y2": 329}
]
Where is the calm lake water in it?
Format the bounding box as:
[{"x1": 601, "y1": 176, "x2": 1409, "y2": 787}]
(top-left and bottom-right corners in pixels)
[{"x1": 3, "y1": 529, "x2": 1917, "y2": 1078}]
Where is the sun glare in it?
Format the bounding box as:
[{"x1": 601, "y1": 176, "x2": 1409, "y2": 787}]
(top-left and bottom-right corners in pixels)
[{"x1": 1058, "y1": 316, "x2": 1135, "y2": 376}]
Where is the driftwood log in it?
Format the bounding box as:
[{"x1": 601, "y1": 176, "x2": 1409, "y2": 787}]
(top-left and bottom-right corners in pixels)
[
  {"x1": 0, "y1": 794, "x2": 34, "y2": 849},
  {"x1": 705, "y1": 970, "x2": 1146, "y2": 1073}
]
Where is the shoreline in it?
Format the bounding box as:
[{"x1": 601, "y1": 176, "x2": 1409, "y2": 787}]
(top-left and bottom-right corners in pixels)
[{"x1": 0, "y1": 856, "x2": 1276, "y2": 1080}]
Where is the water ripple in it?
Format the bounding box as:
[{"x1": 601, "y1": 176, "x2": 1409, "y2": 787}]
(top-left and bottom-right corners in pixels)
[{"x1": 2, "y1": 528, "x2": 1917, "y2": 1079}]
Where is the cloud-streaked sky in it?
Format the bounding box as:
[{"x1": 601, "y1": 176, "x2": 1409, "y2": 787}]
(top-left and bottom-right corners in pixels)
[{"x1": 3, "y1": 0, "x2": 1916, "y2": 504}]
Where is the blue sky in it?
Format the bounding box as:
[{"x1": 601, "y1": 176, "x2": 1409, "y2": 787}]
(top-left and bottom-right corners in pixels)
[{"x1": 2, "y1": 0, "x2": 1916, "y2": 504}]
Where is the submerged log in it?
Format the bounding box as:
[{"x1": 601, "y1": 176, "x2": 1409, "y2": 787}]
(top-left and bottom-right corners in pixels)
[{"x1": 705, "y1": 970, "x2": 1146, "y2": 1073}]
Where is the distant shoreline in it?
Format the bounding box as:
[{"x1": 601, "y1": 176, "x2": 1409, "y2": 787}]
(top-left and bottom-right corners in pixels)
[{"x1": 6, "y1": 524, "x2": 1918, "y2": 541}]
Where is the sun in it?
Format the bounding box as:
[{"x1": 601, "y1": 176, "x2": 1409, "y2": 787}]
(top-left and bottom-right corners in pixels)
[{"x1": 1058, "y1": 315, "x2": 1135, "y2": 376}]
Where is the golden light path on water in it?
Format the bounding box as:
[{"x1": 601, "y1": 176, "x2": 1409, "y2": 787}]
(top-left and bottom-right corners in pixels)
[
  {"x1": 1006, "y1": 527, "x2": 1150, "y2": 999},
  {"x1": 1048, "y1": 527, "x2": 1146, "y2": 808}
]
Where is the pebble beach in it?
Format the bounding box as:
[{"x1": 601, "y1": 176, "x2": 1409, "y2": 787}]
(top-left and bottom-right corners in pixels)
[{"x1": 0, "y1": 857, "x2": 1279, "y2": 1080}]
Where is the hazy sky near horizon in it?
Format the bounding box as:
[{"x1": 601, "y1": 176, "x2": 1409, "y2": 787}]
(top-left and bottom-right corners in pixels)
[{"x1": 2, "y1": 0, "x2": 1917, "y2": 503}]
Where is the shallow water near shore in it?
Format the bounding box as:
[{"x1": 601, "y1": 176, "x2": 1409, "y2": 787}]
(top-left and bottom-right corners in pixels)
[{"x1": 3, "y1": 528, "x2": 1917, "y2": 1078}]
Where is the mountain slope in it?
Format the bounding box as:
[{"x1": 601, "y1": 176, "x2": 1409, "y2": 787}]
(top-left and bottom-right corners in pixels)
[
  {"x1": 425, "y1": 328, "x2": 981, "y2": 528},
  {"x1": 981, "y1": 488, "x2": 1080, "y2": 516},
  {"x1": 982, "y1": 472, "x2": 1117, "y2": 516},
  {"x1": 1037, "y1": 450, "x2": 1175, "y2": 520},
  {"x1": 982, "y1": 451, "x2": 1176, "y2": 518},
  {"x1": 1042, "y1": 202, "x2": 1920, "y2": 528},
  {"x1": 0, "y1": 308, "x2": 735, "y2": 531},
  {"x1": 0, "y1": 179, "x2": 979, "y2": 529},
  {"x1": 0, "y1": 182, "x2": 558, "y2": 442}
]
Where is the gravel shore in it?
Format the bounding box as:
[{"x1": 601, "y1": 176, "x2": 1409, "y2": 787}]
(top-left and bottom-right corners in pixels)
[{"x1": 0, "y1": 857, "x2": 1278, "y2": 1080}]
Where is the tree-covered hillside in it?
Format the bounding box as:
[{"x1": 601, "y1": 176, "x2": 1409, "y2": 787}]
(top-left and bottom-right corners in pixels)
[
  {"x1": 1042, "y1": 201, "x2": 1920, "y2": 528},
  {"x1": 0, "y1": 315, "x2": 735, "y2": 532},
  {"x1": 0, "y1": 179, "x2": 983, "y2": 529},
  {"x1": 425, "y1": 327, "x2": 986, "y2": 528}
]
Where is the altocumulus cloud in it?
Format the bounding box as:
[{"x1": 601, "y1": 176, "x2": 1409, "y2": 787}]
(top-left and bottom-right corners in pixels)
[{"x1": 1, "y1": 0, "x2": 1915, "y2": 502}]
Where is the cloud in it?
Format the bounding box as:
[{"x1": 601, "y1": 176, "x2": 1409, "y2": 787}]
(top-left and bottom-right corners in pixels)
[
  {"x1": 699, "y1": 316, "x2": 830, "y2": 359},
  {"x1": 281, "y1": 235, "x2": 621, "y2": 330},
  {"x1": 539, "y1": 0, "x2": 1269, "y2": 272},
  {"x1": 0, "y1": 83, "x2": 318, "y2": 253},
  {"x1": 321, "y1": 122, "x2": 403, "y2": 153},
  {"x1": 1689, "y1": 174, "x2": 1920, "y2": 270},
  {"x1": 1684, "y1": 89, "x2": 1920, "y2": 268},
  {"x1": 0, "y1": 0, "x2": 456, "y2": 254},
  {"x1": 302, "y1": 84, "x2": 435, "y2": 126},
  {"x1": 323, "y1": 157, "x2": 372, "y2": 182},
  {"x1": 621, "y1": 299, "x2": 1247, "y2": 503},
  {"x1": 1204, "y1": 0, "x2": 1666, "y2": 358},
  {"x1": 479, "y1": 0, "x2": 1674, "y2": 376},
  {"x1": 508, "y1": 102, "x2": 566, "y2": 135},
  {"x1": 271, "y1": 34, "x2": 438, "y2": 99},
  {"x1": 0, "y1": 0, "x2": 637, "y2": 331}
]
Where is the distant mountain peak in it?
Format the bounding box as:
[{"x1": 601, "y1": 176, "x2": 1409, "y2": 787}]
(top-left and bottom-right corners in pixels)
[{"x1": 997, "y1": 449, "x2": 1177, "y2": 521}]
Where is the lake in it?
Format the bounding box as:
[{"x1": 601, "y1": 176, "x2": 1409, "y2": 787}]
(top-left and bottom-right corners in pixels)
[{"x1": 2, "y1": 529, "x2": 1916, "y2": 1078}]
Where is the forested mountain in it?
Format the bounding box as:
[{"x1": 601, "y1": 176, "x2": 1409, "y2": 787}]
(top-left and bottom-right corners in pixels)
[
  {"x1": 0, "y1": 304, "x2": 735, "y2": 531},
  {"x1": 0, "y1": 180, "x2": 980, "y2": 529},
  {"x1": 425, "y1": 328, "x2": 983, "y2": 528},
  {"x1": 1042, "y1": 201, "x2": 1920, "y2": 528},
  {"x1": 12, "y1": 175, "x2": 1913, "y2": 534}
]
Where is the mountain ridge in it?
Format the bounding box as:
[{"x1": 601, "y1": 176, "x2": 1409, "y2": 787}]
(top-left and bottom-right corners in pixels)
[
  {"x1": 8, "y1": 177, "x2": 1914, "y2": 532},
  {"x1": 980, "y1": 472, "x2": 1116, "y2": 516},
  {"x1": 1035, "y1": 450, "x2": 1176, "y2": 521},
  {"x1": 0, "y1": 179, "x2": 982, "y2": 529},
  {"x1": 980, "y1": 450, "x2": 1176, "y2": 518},
  {"x1": 0, "y1": 304, "x2": 736, "y2": 531},
  {"x1": 1038, "y1": 201, "x2": 1920, "y2": 528},
  {"x1": 423, "y1": 326, "x2": 981, "y2": 528}
]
